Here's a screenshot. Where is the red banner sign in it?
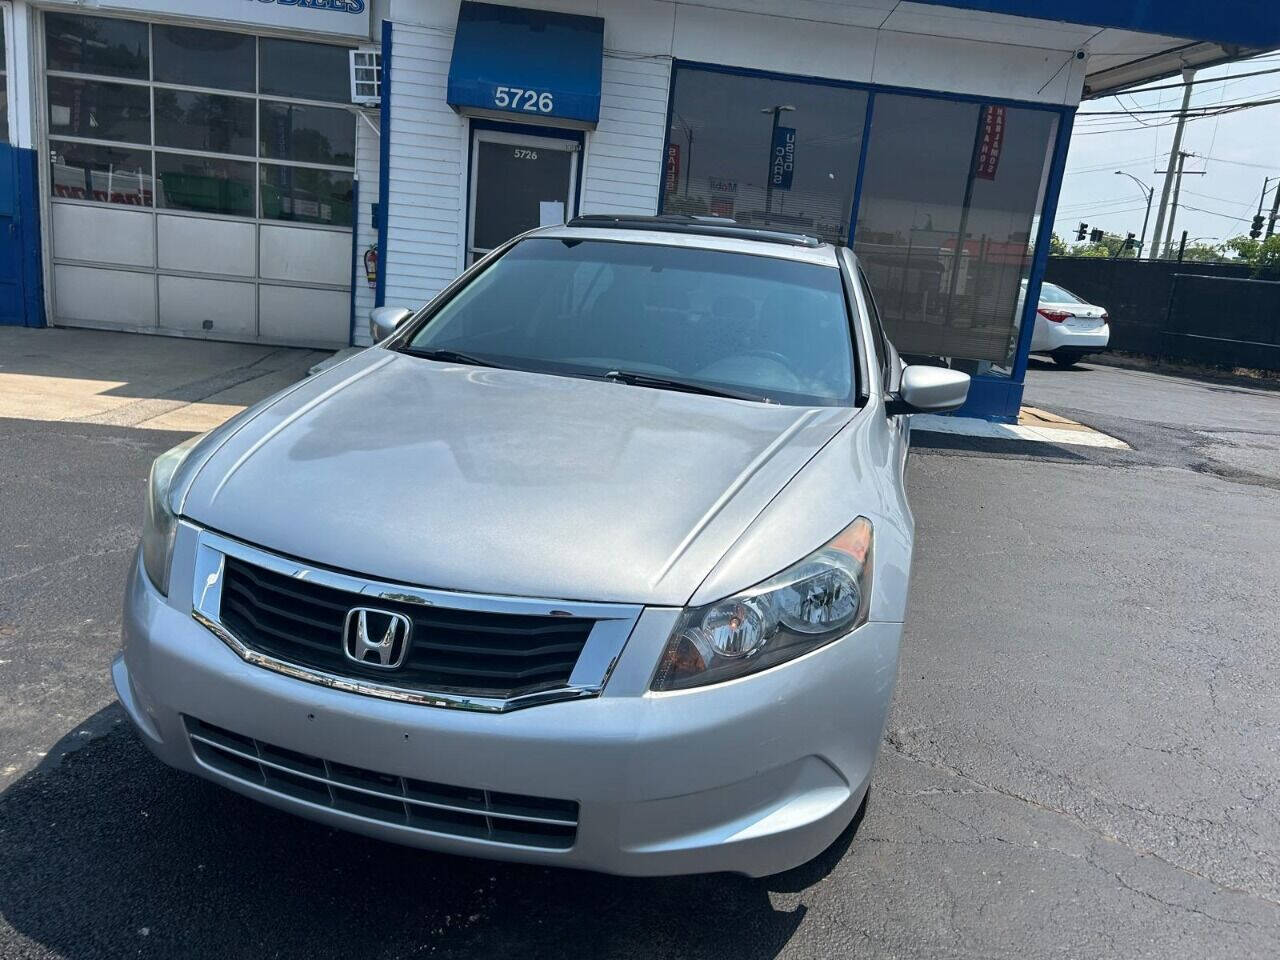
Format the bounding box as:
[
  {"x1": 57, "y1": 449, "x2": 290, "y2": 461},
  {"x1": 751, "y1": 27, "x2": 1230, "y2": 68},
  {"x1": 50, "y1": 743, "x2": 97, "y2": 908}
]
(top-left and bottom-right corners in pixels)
[{"x1": 975, "y1": 105, "x2": 1006, "y2": 181}]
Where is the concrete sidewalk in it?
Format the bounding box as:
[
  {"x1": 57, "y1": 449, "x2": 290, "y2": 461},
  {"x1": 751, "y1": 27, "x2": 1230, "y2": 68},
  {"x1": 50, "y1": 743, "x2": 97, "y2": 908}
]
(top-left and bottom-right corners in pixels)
[{"x1": 0, "y1": 328, "x2": 329, "y2": 432}]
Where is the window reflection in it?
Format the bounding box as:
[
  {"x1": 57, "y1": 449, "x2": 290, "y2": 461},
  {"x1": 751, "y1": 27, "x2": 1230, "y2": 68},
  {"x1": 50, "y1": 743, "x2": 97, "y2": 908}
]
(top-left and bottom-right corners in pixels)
[
  {"x1": 853, "y1": 95, "x2": 1056, "y2": 365},
  {"x1": 156, "y1": 153, "x2": 256, "y2": 217},
  {"x1": 259, "y1": 38, "x2": 353, "y2": 104},
  {"x1": 153, "y1": 25, "x2": 255, "y2": 92},
  {"x1": 259, "y1": 102, "x2": 356, "y2": 166},
  {"x1": 46, "y1": 12, "x2": 149, "y2": 80},
  {"x1": 155, "y1": 91, "x2": 255, "y2": 156},
  {"x1": 47, "y1": 77, "x2": 150, "y2": 144},
  {"x1": 260, "y1": 164, "x2": 354, "y2": 227},
  {"x1": 661, "y1": 67, "x2": 866, "y2": 245},
  {"x1": 50, "y1": 140, "x2": 153, "y2": 206}
]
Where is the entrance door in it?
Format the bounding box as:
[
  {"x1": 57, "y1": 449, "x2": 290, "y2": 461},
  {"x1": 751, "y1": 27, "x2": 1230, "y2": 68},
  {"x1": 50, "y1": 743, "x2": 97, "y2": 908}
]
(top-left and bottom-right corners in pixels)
[{"x1": 467, "y1": 130, "x2": 578, "y2": 265}]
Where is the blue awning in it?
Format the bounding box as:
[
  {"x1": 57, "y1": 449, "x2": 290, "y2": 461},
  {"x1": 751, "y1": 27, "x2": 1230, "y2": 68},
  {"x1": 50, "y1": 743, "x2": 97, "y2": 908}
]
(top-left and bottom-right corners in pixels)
[{"x1": 447, "y1": 2, "x2": 604, "y2": 128}]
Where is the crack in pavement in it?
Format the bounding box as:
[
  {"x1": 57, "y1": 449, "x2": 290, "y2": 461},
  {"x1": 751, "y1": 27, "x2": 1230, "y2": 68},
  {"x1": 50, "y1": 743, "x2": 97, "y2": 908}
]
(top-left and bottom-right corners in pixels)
[{"x1": 882, "y1": 737, "x2": 1280, "y2": 912}]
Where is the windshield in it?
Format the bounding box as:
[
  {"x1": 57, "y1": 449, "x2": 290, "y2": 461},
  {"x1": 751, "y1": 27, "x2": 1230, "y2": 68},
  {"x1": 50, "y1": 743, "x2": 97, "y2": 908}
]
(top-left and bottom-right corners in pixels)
[
  {"x1": 1039, "y1": 282, "x2": 1084, "y2": 304},
  {"x1": 402, "y1": 238, "x2": 856, "y2": 406}
]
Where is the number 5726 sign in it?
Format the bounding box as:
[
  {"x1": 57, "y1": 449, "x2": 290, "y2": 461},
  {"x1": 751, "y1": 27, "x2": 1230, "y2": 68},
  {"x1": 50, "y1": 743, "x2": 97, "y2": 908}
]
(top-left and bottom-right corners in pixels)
[{"x1": 493, "y1": 86, "x2": 555, "y2": 114}]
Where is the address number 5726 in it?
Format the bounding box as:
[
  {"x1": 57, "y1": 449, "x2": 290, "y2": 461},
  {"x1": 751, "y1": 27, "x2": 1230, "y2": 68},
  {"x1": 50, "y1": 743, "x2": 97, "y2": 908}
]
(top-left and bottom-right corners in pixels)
[{"x1": 494, "y1": 86, "x2": 554, "y2": 113}]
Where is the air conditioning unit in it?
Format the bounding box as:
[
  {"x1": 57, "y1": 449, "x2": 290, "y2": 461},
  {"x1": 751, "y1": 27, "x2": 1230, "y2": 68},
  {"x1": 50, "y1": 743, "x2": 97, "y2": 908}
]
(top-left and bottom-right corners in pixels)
[{"x1": 350, "y1": 48, "x2": 382, "y2": 106}]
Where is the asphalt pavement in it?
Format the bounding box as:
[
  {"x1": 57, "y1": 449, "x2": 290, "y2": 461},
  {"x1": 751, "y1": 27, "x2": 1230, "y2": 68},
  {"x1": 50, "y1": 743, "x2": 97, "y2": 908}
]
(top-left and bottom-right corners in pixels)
[{"x1": 2, "y1": 355, "x2": 1278, "y2": 959}]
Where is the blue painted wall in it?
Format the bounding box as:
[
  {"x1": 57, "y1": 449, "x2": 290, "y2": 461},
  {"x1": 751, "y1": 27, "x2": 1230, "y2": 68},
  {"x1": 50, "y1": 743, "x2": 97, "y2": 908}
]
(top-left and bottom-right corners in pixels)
[{"x1": 0, "y1": 144, "x2": 45, "y2": 328}]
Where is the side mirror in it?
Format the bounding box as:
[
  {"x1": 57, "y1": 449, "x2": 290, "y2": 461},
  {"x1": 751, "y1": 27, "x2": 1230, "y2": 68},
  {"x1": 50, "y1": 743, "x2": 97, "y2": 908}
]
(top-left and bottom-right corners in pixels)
[
  {"x1": 369, "y1": 306, "x2": 413, "y2": 344},
  {"x1": 886, "y1": 365, "x2": 970, "y2": 415}
]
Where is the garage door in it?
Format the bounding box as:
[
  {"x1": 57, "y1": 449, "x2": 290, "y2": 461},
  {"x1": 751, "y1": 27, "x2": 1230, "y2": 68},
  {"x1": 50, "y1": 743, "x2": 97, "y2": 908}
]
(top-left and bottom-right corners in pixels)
[{"x1": 43, "y1": 12, "x2": 355, "y2": 347}]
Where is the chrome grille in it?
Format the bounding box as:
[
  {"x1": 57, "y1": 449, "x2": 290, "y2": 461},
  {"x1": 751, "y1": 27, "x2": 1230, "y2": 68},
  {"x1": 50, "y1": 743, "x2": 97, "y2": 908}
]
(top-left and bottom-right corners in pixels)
[
  {"x1": 219, "y1": 556, "x2": 596, "y2": 700},
  {"x1": 185, "y1": 717, "x2": 579, "y2": 849}
]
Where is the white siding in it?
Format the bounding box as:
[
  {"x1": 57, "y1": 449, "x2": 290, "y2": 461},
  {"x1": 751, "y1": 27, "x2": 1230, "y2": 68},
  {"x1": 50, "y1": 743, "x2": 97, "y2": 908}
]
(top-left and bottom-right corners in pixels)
[
  {"x1": 579, "y1": 55, "x2": 670, "y2": 217},
  {"x1": 381, "y1": 20, "x2": 468, "y2": 314},
  {"x1": 352, "y1": 108, "x2": 382, "y2": 346}
]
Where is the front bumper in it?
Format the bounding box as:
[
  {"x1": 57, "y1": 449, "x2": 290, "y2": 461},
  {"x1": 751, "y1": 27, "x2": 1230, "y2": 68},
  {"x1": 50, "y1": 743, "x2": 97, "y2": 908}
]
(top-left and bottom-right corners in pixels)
[{"x1": 116, "y1": 538, "x2": 901, "y2": 877}]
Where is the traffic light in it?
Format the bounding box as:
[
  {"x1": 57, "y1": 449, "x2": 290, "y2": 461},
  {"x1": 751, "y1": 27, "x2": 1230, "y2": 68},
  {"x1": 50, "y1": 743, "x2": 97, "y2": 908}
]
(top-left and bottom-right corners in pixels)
[
  {"x1": 1089, "y1": 228, "x2": 1105, "y2": 244},
  {"x1": 1122, "y1": 232, "x2": 1136, "y2": 251},
  {"x1": 1076, "y1": 222, "x2": 1088, "y2": 241},
  {"x1": 1251, "y1": 214, "x2": 1265, "y2": 239}
]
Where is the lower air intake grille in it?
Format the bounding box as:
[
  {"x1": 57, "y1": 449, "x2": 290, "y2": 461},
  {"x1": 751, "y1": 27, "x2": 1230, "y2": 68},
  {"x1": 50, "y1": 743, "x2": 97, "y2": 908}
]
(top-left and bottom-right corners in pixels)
[{"x1": 185, "y1": 716, "x2": 578, "y2": 849}]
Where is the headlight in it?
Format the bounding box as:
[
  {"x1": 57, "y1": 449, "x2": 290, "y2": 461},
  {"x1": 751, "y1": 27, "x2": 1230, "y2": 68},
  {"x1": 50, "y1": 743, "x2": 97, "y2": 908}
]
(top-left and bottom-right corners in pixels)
[
  {"x1": 652, "y1": 518, "x2": 873, "y2": 691},
  {"x1": 141, "y1": 435, "x2": 202, "y2": 595}
]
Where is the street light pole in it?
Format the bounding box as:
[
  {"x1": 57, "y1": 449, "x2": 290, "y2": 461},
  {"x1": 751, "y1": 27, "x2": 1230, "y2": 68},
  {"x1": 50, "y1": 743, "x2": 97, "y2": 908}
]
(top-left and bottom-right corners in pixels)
[
  {"x1": 1114, "y1": 170, "x2": 1154, "y2": 258},
  {"x1": 761, "y1": 104, "x2": 794, "y2": 215}
]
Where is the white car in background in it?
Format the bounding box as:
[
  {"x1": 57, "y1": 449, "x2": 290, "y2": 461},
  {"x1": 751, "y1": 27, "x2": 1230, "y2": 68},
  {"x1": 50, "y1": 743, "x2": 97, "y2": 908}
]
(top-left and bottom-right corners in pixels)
[{"x1": 1027, "y1": 281, "x2": 1111, "y2": 368}]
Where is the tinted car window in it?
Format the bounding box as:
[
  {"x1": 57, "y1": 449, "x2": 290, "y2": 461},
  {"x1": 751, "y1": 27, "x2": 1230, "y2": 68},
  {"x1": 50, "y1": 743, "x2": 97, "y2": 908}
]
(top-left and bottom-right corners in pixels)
[{"x1": 406, "y1": 238, "x2": 856, "y2": 406}]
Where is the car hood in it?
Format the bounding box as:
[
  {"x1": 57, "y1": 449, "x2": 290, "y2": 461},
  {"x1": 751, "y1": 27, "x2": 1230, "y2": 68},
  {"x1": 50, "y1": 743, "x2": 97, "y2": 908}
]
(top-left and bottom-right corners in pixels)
[{"x1": 181, "y1": 349, "x2": 854, "y2": 605}]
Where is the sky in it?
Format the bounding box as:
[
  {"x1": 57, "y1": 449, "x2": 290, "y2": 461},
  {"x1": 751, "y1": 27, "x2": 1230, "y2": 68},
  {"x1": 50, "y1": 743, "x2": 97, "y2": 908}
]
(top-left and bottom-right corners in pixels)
[{"x1": 1054, "y1": 50, "x2": 1280, "y2": 253}]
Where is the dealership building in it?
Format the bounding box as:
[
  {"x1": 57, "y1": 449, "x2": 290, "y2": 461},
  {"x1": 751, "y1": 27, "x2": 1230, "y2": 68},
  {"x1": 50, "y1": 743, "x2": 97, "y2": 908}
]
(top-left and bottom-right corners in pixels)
[{"x1": 0, "y1": 1, "x2": 1275, "y2": 420}]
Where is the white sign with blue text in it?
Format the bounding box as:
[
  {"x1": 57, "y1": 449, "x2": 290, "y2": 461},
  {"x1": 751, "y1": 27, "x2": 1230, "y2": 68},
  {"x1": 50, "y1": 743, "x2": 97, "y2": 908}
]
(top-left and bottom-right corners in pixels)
[{"x1": 41, "y1": 0, "x2": 372, "y2": 39}]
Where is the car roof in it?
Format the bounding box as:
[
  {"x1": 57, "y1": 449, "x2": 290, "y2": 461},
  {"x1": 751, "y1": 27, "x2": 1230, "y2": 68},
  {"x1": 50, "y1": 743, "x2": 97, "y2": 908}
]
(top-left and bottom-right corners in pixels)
[{"x1": 530, "y1": 216, "x2": 842, "y2": 268}]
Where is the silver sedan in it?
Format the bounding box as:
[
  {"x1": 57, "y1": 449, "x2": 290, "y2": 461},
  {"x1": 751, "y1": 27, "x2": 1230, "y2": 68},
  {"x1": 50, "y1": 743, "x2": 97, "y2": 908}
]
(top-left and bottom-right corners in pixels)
[{"x1": 114, "y1": 216, "x2": 969, "y2": 876}]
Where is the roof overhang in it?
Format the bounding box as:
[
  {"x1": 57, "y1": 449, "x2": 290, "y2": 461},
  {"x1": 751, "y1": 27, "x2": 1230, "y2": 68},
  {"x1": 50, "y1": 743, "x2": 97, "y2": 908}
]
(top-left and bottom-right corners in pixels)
[{"x1": 909, "y1": 1, "x2": 1280, "y2": 97}]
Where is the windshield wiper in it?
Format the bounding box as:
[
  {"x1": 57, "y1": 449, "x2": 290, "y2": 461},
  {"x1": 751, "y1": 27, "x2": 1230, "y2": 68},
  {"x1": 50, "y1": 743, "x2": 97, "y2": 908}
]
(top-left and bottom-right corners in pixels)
[
  {"x1": 401, "y1": 347, "x2": 506, "y2": 369},
  {"x1": 601, "y1": 369, "x2": 773, "y2": 403}
]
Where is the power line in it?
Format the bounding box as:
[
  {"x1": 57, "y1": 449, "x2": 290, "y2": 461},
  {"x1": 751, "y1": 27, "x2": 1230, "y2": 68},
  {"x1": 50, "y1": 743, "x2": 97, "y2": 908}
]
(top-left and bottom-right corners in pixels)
[
  {"x1": 1094, "y1": 64, "x2": 1280, "y2": 97},
  {"x1": 1078, "y1": 94, "x2": 1280, "y2": 116},
  {"x1": 1195, "y1": 155, "x2": 1276, "y2": 171},
  {"x1": 1181, "y1": 187, "x2": 1257, "y2": 207}
]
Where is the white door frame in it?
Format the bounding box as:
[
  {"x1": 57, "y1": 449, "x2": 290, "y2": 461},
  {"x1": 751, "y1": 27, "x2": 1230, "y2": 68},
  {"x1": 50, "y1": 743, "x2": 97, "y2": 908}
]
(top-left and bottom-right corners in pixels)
[{"x1": 466, "y1": 127, "x2": 579, "y2": 264}]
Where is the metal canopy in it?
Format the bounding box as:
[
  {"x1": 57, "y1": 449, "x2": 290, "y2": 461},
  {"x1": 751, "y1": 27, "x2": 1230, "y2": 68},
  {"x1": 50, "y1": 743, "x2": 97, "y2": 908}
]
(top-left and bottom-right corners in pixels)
[{"x1": 907, "y1": 1, "x2": 1279, "y2": 97}]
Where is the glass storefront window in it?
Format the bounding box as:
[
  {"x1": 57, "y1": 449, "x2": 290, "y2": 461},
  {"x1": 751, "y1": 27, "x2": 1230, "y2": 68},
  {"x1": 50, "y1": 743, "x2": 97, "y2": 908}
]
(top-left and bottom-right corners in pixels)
[
  {"x1": 260, "y1": 165, "x2": 354, "y2": 227},
  {"x1": 47, "y1": 76, "x2": 150, "y2": 144},
  {"x1": 156, "y1": 152, "x2": 256, "y2": 217},
  {"x1": 50, "y1": 140, "x2": 153, "y2": 206},
  {"x1": 259, "y1": 102, "x2": 357, "y2": 166},
  {"x1": 155, "y1": 91, "x2": 255, "y2": 156},
  {"x1": 853, "y1": 95, "x2": 1057, "y2": 365},
  {"x1": 46, "y1": 13, "x2": 149, "y2": 80},
  {"x1": 259, "y1": 38, "x2": 352, "y2": 104},
  {"x1": 661, "y1": 67, "x2": 867, "y2": 245},
  {"x1": 153, "y1": 25, "x2": 255, "y2": 92}
]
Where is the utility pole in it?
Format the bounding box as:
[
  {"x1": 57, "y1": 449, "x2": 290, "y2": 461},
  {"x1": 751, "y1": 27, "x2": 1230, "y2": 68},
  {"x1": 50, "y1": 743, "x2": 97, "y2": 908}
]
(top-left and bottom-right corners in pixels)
[
  {"x1": 1268, "y1": 176, "x2": 1280, "y2": 238},
  {"x1": 1163, "y1": 150, "x2": 1189, "y2": 257},
  {"x1": 1149, "y1": 67, "x2": 1195, "y2": 259}
]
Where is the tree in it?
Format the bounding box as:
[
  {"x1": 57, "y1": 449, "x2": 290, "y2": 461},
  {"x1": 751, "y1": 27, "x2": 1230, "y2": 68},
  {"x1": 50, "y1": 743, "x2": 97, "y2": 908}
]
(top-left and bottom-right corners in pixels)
[
  {"x1": 1255, "y1": 235, "x2": 1280, "y2": 280},
  {"x1": 1179, "y1": 242, "x2": 1228, "y2": 263},
  {"x1": 1223, "y1": 235, "x2": 1260, "y2": 261},
  {"x1": 1222, "y1": 234, "x2": 1280, "y2": 279},
  {"x1": 1070, "y1": 234, "x2": 1133, "y2": 258},
  {"x1": 1048, "y1": 232, "x2": 1069, "y2": 257}
]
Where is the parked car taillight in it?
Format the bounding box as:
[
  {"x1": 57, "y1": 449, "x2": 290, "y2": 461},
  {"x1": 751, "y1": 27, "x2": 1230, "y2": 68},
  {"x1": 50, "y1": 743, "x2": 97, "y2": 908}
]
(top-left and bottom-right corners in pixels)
[
  {"x1": 1101, "y1": 312, "x2": 1110, "y2": 324},
  {"x1": 1037, "y1": 308, "x2": 1071, "y2": 323}
]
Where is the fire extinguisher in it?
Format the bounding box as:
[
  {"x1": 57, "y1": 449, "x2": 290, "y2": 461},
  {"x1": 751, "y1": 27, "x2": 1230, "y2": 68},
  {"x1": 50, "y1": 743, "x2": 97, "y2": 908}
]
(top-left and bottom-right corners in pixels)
[{"x1": 363, "y1": 245, "x2": 378, "y2": 288}]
